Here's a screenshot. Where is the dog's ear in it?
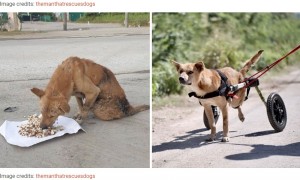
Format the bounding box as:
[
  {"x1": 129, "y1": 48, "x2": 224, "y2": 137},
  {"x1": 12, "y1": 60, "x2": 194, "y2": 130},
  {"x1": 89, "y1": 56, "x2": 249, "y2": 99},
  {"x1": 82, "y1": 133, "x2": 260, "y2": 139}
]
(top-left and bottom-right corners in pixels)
[
  {"x1": 59, "y1": 101, "x2": 70, "y2": 114},
  {"x1": 195, "y1": 61, "x2": 205, "y2": 72},
  {"x1": 171, "y1": 60, "x2": 181, "y2": 71},
  {"x1": 31, "y1": 88, "x2": 45, "y2": 98}
]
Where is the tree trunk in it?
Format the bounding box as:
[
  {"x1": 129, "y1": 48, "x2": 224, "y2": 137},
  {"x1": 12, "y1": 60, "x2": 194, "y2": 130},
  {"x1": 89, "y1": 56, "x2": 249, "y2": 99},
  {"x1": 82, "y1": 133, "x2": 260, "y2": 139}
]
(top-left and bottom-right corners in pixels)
[{"x1": 7, "y1": 12, "x2": 21, "y2": 31}]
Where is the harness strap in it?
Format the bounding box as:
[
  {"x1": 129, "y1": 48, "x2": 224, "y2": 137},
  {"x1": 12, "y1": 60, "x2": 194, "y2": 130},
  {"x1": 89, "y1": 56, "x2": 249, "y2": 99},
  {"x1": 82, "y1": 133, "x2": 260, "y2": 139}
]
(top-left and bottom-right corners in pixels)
[
  {"x1": 244, "y1": 87, "x2": 251, "y2": 101},
  {"x1": 188, "y1": 70, "x2": 230, "y2": 99}
]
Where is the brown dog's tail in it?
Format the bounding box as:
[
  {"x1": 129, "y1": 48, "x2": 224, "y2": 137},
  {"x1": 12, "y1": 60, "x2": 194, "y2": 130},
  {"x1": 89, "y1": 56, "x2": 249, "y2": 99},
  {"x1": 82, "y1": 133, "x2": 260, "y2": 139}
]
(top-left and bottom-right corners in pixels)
[
  {"x1": 117, "y1": 96, "x2": 149, "y2": 117},
  {"x1": 128, "y1": 105, "x2": 150, "y2": 116},
  {"x1": 240, "y1": 50, "x2": 264, "y2": 76}
]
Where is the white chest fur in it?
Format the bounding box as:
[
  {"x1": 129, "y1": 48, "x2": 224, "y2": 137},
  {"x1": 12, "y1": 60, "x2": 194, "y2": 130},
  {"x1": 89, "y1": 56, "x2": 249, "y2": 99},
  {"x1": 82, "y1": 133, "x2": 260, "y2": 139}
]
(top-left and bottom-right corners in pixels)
[{"x1": 189, "y1": 84, "x2": 206, "y2": 96}]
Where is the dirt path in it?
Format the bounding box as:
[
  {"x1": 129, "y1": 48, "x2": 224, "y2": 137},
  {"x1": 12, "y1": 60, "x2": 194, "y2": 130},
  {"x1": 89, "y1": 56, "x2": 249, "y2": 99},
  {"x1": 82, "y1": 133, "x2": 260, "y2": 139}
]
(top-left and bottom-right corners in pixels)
[{"x1": 152, "y1": 65, "x2": 300, "y2": 168}]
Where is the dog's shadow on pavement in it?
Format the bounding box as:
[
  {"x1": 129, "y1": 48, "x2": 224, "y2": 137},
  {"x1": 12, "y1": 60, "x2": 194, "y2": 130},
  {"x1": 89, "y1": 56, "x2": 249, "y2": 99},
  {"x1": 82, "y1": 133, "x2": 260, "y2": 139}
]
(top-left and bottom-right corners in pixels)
[
  {"x1": 152, "y1": 128, "x2": 223, "y2": 153},
  {"x1": 225, "y1": 130, "x2": 300, "y2": 160}
]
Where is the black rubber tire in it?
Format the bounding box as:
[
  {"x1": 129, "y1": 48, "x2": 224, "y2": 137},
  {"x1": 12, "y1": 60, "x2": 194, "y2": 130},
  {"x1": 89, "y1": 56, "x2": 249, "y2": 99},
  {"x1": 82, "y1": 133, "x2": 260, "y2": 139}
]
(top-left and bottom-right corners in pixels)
[
  {"x1": 203, "y1": 106, "x2": 219, "y2": 130},
  {"x1": 266, "y1": 93, "x2": 287, "y2": 132}
]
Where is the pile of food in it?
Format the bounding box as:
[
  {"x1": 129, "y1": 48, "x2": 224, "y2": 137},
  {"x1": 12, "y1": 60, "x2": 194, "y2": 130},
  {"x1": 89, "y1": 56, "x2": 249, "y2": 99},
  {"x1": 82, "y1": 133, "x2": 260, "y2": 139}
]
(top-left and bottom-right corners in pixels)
[{"x1": 18, "y1": 114, "x2": 64, "y2": 138}]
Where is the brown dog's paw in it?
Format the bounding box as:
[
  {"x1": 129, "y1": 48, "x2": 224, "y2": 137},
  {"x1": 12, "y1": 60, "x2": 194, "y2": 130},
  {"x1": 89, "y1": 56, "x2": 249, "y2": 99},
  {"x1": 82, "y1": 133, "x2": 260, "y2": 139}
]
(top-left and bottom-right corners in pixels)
[
  {"x1": 73, "y1": 113, "x2": 81, "y2": 120},
  {"x1": 205, "y1": 138, "x2": 216, "y2": 142},
  {"x1": 221, "y1": 137, "x2": 229, "y2": 142},
  {"x1": 75, "y1": 119, "x2": 83, "y2": 125},
  {"x1": 238, "y1": 108, "x2": 245, "y2": 122},
  {"x1": 73, "y1": 113, "x2": 84, "y2": 125},
  {"x1": 73, "y1": 110, "x2": 88, "y2": 119},
  {"x1": 239, "y1": 115, "x2": 245, "y2": 122}
]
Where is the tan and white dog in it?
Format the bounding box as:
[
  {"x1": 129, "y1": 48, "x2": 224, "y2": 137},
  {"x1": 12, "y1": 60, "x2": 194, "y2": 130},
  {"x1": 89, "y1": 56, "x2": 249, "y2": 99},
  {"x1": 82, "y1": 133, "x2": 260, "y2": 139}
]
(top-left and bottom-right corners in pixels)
[{"x1": 172, "y1": 50, "x2": 263, "y2": 142}]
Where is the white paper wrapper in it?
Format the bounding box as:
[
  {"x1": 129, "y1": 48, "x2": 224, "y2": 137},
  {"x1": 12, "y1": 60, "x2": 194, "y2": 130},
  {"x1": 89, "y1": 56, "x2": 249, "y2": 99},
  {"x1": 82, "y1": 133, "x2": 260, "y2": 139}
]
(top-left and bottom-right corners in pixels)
[{"x1": 0, "y1": 116, "x2": 84, "y2": 147}]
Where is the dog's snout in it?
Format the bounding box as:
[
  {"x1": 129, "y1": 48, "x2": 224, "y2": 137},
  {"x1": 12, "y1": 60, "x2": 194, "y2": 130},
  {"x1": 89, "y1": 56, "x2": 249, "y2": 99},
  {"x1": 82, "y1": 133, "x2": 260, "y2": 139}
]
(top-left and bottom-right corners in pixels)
[
  {"x1": 40, "y1": 123, "x2": 48, "y2": 130},
  {"x1": 179, "y1": 77, "x2": 185, "y2": 83}
]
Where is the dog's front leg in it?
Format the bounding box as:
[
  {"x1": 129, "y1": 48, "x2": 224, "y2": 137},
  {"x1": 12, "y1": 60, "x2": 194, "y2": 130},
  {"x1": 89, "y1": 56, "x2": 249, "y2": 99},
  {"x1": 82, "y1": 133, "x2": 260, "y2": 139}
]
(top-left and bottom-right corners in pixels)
[
  {"x1": 74, "y1": 96, "x2": 85, "y2": 124},
  {"x1": 204, "y1": 105, "x2": 217, "y2": 141},
  {"x1": 75, "y1": 75, "x2": 101, "y2": 122},
  {"x1": 81, "y1": 86, "x2": 100, "y2": 117},
  {"x1": 220, "y1": 104, "x2": 229, "y2": 142},
  {"x1": 83, "y1": 88, "x2": 100, "y2": 108}
]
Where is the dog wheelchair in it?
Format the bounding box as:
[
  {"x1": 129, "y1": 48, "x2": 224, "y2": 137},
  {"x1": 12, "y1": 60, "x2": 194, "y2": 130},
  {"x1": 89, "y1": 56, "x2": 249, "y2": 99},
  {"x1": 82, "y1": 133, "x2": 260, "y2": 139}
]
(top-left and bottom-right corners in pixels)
[
  {"x1": 202, "y1": 78, "x2": 287, "y2": 132},
  {"x1": 199, "y1": 45, "x2": 300, "y2": 132}
]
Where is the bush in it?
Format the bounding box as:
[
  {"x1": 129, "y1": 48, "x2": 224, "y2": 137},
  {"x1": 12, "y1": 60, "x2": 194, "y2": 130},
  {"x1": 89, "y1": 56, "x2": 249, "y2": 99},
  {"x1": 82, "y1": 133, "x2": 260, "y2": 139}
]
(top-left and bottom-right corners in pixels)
[
  {"x1": 152, "y1": 62, "x2": 183, "y2": 97},
  {"x1": 152, "y1": 13, "x2": 300, "y2": 98},
  {"x1": 77, "y1": 13, "x2": 149, "y2": 26}
]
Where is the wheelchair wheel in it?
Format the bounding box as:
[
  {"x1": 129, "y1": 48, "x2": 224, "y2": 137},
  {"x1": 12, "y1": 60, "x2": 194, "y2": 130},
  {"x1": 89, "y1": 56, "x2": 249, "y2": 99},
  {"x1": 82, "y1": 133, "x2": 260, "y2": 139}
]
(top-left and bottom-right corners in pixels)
[{"x1": 266, "y1": 93, "x2": 287, "y2": 132}]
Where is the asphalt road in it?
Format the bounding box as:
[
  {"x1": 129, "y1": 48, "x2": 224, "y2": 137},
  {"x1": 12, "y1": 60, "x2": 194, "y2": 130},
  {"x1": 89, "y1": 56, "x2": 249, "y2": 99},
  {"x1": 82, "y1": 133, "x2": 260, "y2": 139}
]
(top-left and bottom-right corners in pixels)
[
  {"x1": 0, "y1": 27, "x2": 150, "y2": 168},
  {"x1": 152, "y1": 66, "x2": 300, "y2": 168}
]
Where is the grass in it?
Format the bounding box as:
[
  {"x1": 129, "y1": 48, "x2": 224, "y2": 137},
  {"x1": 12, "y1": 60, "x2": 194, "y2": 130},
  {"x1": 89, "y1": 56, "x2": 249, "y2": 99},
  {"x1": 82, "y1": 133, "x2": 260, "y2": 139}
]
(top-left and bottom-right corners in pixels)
[
  {"x1": 76, "y1": 13, "x2": 150, "y2": 27},
  {"x1": 152, "y1": 95, "x2": 185, "y2": 109},
  {"x1": 152, "y1": 88, "x2": 200, "y2": 110},
  {"x1": 0, "y1": 31, "x2": 43, "y2": 36}
]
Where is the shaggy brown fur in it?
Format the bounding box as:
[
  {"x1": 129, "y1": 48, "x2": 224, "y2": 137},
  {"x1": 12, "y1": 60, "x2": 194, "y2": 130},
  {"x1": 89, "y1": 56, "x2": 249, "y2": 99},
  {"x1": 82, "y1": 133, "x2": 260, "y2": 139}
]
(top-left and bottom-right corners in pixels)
[
  {"x1": 91, "y1": 64, "x2": 149, "y2": 120},
  {"x1": 172, "y1": 50, "x2": 263, "y2": 142},
  {"x1": 31, "y1": 57, "x2": 149, "y2": 128}
]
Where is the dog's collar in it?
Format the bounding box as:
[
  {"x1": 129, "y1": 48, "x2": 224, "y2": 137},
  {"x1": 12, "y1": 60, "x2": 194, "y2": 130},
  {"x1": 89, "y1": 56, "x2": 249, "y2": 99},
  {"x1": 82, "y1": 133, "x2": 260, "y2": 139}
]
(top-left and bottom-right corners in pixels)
[{"x1": 188, "y1": 70, "x2": 230, "y2": 99}]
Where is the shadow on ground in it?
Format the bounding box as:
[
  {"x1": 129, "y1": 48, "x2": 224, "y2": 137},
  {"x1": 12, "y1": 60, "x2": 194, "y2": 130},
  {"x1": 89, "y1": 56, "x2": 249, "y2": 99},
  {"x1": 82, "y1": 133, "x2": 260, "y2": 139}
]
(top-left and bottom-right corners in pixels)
[
  {"x1": 152, "y1": 129, "x2": 299, "y2": 160},
  {"x1": 226, "y1": 130, "x2": 300, "y2": 160},
  {"x1": 152, "y1": 128, "x2": 223, "y2": 153}
]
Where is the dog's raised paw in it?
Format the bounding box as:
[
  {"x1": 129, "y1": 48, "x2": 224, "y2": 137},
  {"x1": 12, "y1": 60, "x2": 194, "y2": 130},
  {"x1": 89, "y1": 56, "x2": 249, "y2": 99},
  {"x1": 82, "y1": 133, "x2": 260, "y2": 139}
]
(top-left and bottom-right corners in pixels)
[
  {"x1": 221, "y1": 137, "x2": 229, "y2": 142},
  {"x1": 239, "y1": 115, "x2": 245, "y2": 122}
]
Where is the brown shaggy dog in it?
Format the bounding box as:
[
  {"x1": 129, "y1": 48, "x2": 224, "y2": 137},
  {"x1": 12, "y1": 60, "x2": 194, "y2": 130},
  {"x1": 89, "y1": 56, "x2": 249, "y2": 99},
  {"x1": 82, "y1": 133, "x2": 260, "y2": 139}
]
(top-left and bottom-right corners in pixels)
[{"x1": 31, "y1": 57, "x2": 149, "y2": 129}]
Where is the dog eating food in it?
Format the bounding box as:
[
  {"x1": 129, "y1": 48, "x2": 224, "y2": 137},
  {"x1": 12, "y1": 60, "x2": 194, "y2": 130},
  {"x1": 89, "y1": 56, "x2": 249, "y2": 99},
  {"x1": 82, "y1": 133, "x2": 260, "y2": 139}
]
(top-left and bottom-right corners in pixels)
[
  {"x1": 18, "y1": 114, "x2": 64, "y2": 138},
  {"x1": 31, "y1": 57, "x2": 149, "y2": 129}
]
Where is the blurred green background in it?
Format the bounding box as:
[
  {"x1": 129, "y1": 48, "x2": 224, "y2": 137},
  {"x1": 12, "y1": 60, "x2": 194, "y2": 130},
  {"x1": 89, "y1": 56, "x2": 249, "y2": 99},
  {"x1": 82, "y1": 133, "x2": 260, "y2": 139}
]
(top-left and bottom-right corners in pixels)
[{"x1": 152, "y1": 13, "x2": 300, "y2": 99}]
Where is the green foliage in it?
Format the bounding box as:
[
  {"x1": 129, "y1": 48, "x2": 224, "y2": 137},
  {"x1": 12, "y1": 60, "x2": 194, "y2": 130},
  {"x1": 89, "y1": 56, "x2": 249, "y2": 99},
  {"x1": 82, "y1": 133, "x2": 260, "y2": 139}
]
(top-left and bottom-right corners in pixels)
[
  {"x1": 202, "y1": 37, "x2": 242, "y2": 69},
  {"x1": 152, "y1": 13, "x2": 300, "y2": 98},
  {"x1": 18, "y1": 12, "x2": 57, "y2": 22},
  {"x1": 152, "y1": 61, "x2": 184, "y2": 97},
  {"x1": 77, "y1": 13, "x2": 149, "y2": 26}
]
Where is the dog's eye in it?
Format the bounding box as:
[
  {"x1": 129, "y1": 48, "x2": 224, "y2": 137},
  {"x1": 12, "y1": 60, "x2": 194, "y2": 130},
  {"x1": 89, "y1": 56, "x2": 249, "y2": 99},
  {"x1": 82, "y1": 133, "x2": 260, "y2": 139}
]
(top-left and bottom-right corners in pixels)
[
  {"x1": 187, "y1": 71, "x2": 193, "y2": 75},
  {"x1": 179, "y1": 70, "x2": 183, "y2": 74}
]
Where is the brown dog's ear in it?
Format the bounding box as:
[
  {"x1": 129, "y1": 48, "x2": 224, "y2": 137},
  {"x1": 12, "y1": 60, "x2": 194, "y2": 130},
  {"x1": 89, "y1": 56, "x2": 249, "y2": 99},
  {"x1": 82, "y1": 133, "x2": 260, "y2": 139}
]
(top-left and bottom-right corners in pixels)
[
  {"x1": 31, "y1": 88, "x2": 45, "y2": 98},
  {"x1": 195, "y1": 61, "x2": 205, "y2": 72},
  {"x1": 59, "y1": 101, "x2": 70, "y2": 113},
  {"x1": 171, "y1": 60, "x2": 181, "y2": 71}
]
